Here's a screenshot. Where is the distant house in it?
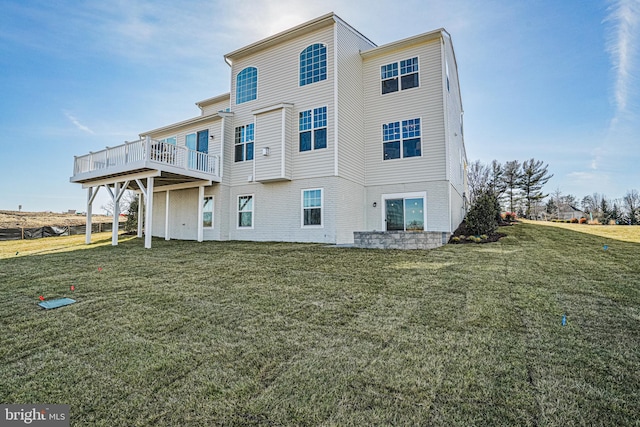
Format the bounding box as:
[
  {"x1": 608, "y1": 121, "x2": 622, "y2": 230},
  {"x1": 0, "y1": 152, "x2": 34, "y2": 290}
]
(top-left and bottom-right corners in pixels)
[
  {"x1": 560, "y1": 205, "x2": 586, "y2": 220},
  {"x1": 71, "y1": 13, "x2": 468, "y2": 249}
]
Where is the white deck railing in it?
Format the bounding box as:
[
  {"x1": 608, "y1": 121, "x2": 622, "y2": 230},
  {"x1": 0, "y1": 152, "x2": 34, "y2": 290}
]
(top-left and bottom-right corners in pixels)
[{"x1": 73, "y1": 138, "x2": 220, "y2": 178}]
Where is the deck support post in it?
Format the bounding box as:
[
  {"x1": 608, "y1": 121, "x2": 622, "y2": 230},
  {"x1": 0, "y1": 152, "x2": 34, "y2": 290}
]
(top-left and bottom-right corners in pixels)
[
  {"x1": 197, "y1": 185, "x2": 204, "y2": 242},
  {"x1": 86, "y1": 187, "x2": 96, "y2": 244},
  {"x1": 137, "y1": 191, "x2": 144, "y2": 238},
  {"x1": 165, "y1": 190, "x2": 170, "y2": 241},
  {"x1": 112, "y1": 182, "x2": 120, "y2": 246},
  {"x1": 145, "y1": 177, "x2": 154, "y2": 249}
]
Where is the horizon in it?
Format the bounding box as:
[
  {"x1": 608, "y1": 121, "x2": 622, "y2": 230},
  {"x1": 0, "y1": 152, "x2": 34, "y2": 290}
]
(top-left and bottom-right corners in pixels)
[{"x1": 1, "y1": 0, "x2": 638, "y2": 213}]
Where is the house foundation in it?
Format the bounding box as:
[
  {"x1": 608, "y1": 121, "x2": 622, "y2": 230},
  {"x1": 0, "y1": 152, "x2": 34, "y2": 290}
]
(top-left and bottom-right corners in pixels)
[{"x1": 353, "y1": 231, "x2": 451, "y2": 250}]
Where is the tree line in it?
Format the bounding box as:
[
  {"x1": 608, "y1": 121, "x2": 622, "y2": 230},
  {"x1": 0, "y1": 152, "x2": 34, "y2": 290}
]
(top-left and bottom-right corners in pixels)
[
  {"x1": 468, "y1": 159, "x2": 640, "y2": 224},
  {"x1": 468, "y1": 158, "x2": 553, "y2": 219},
  {"x1": 549, "y1": 189, "x2": 640, "y2": 225}
]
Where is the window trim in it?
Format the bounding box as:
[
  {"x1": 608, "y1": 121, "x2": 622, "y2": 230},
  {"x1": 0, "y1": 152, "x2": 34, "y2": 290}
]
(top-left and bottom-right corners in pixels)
[
  {"x1": 236, "y1": 66, "x2": 258, "y2": 105},
  {"x1": 380, "y1": 56, "x2": 420, "y2": 95},
  {"x1": 158, "y1": 136, "x2": 177, "y2": 145},
  {"x1": 382, "y1": 117, "x2": 422, "y2": 161},
  {"x1": 381, "y1": 192, "x2": 427, "y2": 232},
  {"x1": 234, "y1": 123, "x2": 255, "y2": 162},
  {"x1": 202, "y1": 195, "x2": 214, "y2": 229},
  {"x1": 299, "y1": 106, "x2": 328, "y2": 152},
  {"x1": 299, "y1": 43, "x2": 327, "y2": 87},
  {"x1": 237, "y1": 194, "x2": 254, "y2": 229},
  {"x1": 301, "y1": 188, "x2": 324, "y2": 228}
]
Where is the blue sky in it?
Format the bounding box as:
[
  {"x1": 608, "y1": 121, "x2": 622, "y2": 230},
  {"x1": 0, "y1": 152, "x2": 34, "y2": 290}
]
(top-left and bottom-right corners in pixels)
[{"x1": 1, "y1": 0, "x2": 638, "y2": 212}]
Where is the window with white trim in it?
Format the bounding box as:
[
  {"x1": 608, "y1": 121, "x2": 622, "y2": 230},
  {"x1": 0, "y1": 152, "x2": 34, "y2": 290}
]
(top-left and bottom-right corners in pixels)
[
  {"x1": 236, "y1": 67, "x2": 257, "y2": 104},
  {"x1": 234, "y1": 124, "x2": 254, "y2": 162},
  {"x1": 299, "y1": 106, "x2": 327, "y2": 152},
  {"x1": 302, "y1": 189, "x2": 323, "y2": 227},
  {"x1": 383, "y1": 118, "x2": 421, "y2": 160},
  {"x1": 238, "y1": 195, "x2": 253, "y2": 228},
  {"x1": 300, "y1": 44, "x2": 327, "y2": 86},
  {"x1": 159, "y1": 136, "x2": 176, "y2": 145},
  {"x1": 381, "y1": 57, "x2": 419, "y2": 94},
  {"x1": 203, "y1": 196, "x2": 213, "y2": 228}
]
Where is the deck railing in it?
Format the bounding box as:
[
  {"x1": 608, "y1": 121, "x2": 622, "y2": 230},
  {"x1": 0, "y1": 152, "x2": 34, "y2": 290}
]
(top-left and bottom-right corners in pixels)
[{"x1": 73, "y1": 138, "x2": 220, "y2": 178}]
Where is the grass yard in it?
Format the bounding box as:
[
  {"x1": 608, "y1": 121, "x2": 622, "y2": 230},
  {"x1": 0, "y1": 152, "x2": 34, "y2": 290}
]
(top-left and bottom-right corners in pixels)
[
  {"x1": 0, "y1": 224, "x2": 638, "y2": 426},
  {"x1": 521, "y1": 219, "x2": 640, "y2": 243}
]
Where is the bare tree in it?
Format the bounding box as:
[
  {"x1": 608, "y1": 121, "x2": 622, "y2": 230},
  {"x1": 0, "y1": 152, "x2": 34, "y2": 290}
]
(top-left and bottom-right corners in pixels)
[
  {"x1": 623, "y1": 189, "x2": 640, "y2": 224},
  {"x1": 552, "y1": 188, "x2": 562, "y2": 220},
  {"x1": 101, "y1": 190, "x2": 137, "y2": 216},
  {"x1": 467, "y1": 160, "x2": 490, "y2": 205},
  {"x1": 488, "y1": 160, "x2": 507, "y2": 198}
]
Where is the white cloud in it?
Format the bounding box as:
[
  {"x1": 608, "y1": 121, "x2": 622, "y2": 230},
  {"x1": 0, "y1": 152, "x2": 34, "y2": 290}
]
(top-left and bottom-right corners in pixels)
[
  {"x1": 604, "y1": 0, "x2": 640, "y2": 120},
  {"x1": 63, "y1": 111, "x2": 95, "y2": 135}
]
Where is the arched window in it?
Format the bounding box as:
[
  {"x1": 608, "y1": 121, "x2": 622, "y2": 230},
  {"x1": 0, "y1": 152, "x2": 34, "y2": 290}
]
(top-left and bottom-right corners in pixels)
[
  {"x1": 236, "y1": 67, "x2": 257, "y2": 104},
  {"x1": 299, "y1": 44, "x2": 327, "y2": 86}
]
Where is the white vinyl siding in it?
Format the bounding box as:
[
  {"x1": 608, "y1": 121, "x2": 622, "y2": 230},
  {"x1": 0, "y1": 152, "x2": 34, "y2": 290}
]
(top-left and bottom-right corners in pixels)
[
  {"x1": 228, "y1": 178, "x2": 341, "y2": 243},
  {"x1": 335, "y1": 20, "x2": 375, "y2": 184},
  {"x1": 229, "y1": 24, "x2": 335, "y2": 186},
  {"x1": 442, "y1": 35, "x2": 467, "y2": 197},
  {"x1": 363, "y1": 38, "x2": 445, "y2": 186},
  {"x1": 254, "y1": 106, "x2": 293, "y2": 181},
  {"x1": 198, "y1": 95, "x2": 231, "y2": 115}
]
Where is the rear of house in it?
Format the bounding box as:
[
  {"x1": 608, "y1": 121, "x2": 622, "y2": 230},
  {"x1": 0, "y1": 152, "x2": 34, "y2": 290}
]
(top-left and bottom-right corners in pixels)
[{"x1": 70, "y1": 13, "x2": 468, "y2": 248}]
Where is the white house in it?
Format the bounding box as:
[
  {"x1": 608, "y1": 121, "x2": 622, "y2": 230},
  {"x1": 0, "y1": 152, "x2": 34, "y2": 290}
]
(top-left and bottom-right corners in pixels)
[{"x1": 71, "y1": 13, "x2": 468, "y2": 249}]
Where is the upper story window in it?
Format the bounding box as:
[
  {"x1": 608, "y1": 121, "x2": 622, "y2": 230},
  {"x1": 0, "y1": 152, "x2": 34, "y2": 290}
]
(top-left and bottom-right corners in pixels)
[
  {"x1": 383, "y1": 118, "x2": 421, "y2": 160},
  {"x1": 234, "y1": 123, "x2": 254, "y2": 162},
  {"x1": 299, "y1": 106, "x2": 327, "y2": 152},
  {"x1": 300, "y1": 44, "x2": 327, "y2": 86},
  {"x1": 236, "y1": 67, "x2": 257, "y2": 104},
  {"x1": 381, "y1": 57, "x2": 419, "y2": 94}
]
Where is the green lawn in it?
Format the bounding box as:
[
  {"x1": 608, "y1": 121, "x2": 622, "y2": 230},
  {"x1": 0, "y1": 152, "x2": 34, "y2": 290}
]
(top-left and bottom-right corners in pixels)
[{"x1": 0, "y1": 224, "x2": 638, "y2": 426}]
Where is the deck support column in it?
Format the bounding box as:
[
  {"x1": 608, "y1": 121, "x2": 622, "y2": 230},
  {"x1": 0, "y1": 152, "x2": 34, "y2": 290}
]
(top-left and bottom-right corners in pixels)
[
  {"x1": 145, "y1": 177, "x2": 154, "y2": 249},
  {"x1": 197, "y1": 185, "x2": 204, "y2": 242},
  {"x1": 165, "y1": 190, "x2": 170, "y2": 241},
  {"x1": 112, "y1": 182, "x2": 120, "y2": 246},
  {"x1": 85, "y1": 186, "x2": 99, "y2": 244},
  {"x1": 137, "y1": 191, "x2": 144, "y2": 238}
]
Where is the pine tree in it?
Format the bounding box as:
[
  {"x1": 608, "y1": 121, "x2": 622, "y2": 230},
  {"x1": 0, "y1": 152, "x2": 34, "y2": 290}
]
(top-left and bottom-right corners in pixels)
[
  {"x1": 502, "y1": 160, "x2": 521, "y2": 213},
  {"x1": 519, "y1": 158, "x2": 553, "y2": 219}
]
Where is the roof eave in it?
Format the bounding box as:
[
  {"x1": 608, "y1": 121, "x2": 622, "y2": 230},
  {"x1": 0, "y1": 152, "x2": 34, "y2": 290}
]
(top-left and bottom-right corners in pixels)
[
  {"x1": 140, "y1": 112, "x2": 226, "y2": 138},
  {"x1": 360, "y1": 28, "x2": 446, "y2": 59},
  {"x1": 224, "y1": 12, "x2": 336, "y2": 63},
  {"x1": 195, "y1": 93, "x2": 230, "y2": 109}
]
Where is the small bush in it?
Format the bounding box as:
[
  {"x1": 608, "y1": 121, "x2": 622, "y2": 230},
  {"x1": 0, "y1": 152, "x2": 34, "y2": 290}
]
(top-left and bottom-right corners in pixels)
[
  {"x1": 451, "y1": 236, "x2": 460, "y2": 242},
  {"x1": 579, "y1": 217, "x2": 587, "y2": 224},
  {"x1": 480, "y1": 234, "x2": 488, "y2": 240},
  {"x1": 502, "y1": 212, "x2": 517, "y2": 222},
  {"x1": 570, "y1": 218, "x2": 579, "y2": 223},
  {"x1": 466, "y1": 235, "x2": 476, "y2": 242},
  {"x1": 588, "y1": 219, "x2": 600, "y2": 225}
]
